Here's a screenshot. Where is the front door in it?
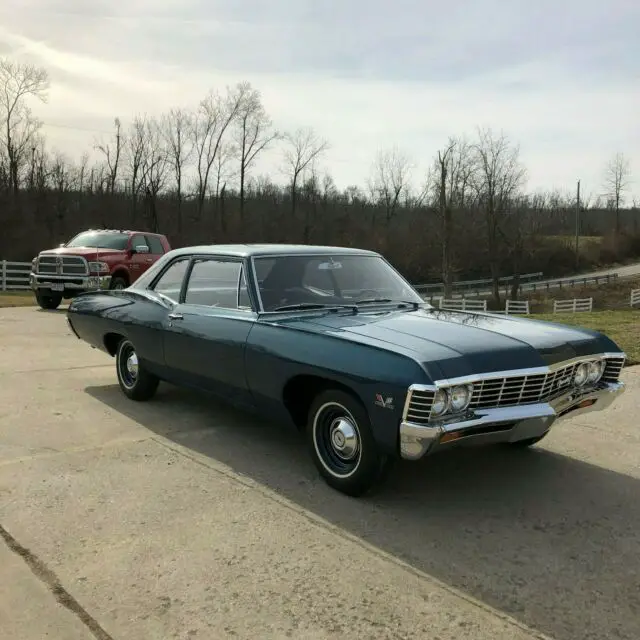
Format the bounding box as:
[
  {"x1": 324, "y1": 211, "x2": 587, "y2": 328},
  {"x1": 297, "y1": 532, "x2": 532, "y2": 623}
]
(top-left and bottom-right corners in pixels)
[{"x1": 160, "y1": 257, "x2": 256, "y2": 408}]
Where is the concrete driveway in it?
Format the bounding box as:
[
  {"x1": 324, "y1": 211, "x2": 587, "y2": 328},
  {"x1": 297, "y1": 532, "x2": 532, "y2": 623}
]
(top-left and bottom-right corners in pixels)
[{"x1": 0, "y1": 306, "x2": 638, "y2": 640}]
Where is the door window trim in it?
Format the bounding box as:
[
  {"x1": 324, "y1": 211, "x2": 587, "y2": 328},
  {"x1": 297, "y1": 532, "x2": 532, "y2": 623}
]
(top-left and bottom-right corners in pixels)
[
  {"x1": 147, "y1": 256, "x2": 191, "y2": 303},
  {"x1": 182, "y1": 256, "x2": 255, "y2": 313}
]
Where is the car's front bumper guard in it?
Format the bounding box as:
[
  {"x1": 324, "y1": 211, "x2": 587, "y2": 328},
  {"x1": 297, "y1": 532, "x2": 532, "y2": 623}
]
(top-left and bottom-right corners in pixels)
[
  {"x1": 399, "y1": 381, "x2": 625, "y2": 460},
  {"x1": 29, "y1": 272, "x2": 111, "y2": 292}
]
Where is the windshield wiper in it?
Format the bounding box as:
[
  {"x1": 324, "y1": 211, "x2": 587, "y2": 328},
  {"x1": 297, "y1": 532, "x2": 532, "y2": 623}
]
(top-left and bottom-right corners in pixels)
[
  {"x1": 356, "y1": 298, "x2": 421, "y2": 310},
  {"x1": 272, "y1": 302, "x2": 356, "y2": 312}
]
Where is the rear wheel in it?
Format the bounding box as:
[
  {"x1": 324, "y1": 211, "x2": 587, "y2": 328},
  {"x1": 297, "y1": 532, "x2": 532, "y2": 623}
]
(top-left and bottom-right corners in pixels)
[
  {"x1": 35, "y1": 291, "x2": 63, "y2": 310},
  {"x1": 115, "y1": 338, "x2": 159, "y2": 401},
  {"x1": 307, "y1": 389, "x2": 388, "y2": 497}
]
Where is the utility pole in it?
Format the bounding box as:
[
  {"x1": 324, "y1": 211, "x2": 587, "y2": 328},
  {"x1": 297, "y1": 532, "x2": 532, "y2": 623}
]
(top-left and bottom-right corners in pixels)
[{"x1": 575, "y1": 179, "x2": 581, "y2": 270}]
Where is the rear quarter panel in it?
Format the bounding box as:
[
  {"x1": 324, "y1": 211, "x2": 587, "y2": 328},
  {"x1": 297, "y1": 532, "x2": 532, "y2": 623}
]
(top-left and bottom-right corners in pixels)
[{"x1": 67, "y1": 291, "x2": 168, "y2": 374}]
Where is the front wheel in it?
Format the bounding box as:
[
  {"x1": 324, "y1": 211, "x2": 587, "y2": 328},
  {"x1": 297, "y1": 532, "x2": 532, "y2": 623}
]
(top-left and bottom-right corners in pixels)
[
  {"x1": 35, "y1": 291, "x2": 62, "y2": 310},
  {"x1": 115, "y1": 338, "x2": 159, "y2": 401},
  {"x1": 307, "y1": 389, "x2": 388, "y2": 497}
]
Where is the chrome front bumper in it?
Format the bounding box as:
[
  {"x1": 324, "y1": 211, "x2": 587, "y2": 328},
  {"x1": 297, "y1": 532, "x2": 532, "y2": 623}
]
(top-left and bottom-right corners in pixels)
[
  {"x1": 30, "y1": 272, "x2": 111, "y2": 293},
  {"x1": 399, "y1": 381, "x2": 625, "y2": 460}
]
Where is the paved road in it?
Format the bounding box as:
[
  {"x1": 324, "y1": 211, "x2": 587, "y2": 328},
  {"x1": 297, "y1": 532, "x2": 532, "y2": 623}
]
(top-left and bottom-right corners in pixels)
[
  {"x1": 421, "y1": 260, "x2": 640, "y2": 299},
  {"x1": 0, "y1": 307, "x2": 639, "y2": 640}
]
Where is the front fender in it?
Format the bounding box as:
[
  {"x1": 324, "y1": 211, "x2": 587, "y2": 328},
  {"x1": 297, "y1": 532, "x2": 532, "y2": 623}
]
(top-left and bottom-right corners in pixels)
[{"x1": 244, "y1": 322, "x2": 429, "y2": 455}]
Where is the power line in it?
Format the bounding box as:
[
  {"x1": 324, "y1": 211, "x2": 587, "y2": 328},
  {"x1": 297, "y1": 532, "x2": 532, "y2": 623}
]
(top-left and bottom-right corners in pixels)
[{"x1": 41, "y1": 121, "x2": 114, "y2": 135}]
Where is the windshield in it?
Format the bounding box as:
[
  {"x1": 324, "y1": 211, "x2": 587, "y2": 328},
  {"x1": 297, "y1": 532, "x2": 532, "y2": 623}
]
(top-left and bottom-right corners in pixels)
[
  {"x1": 65, "y1": 231, "x2": 129, "y2": 250},
  {"x1": 254, "y1": 254, "x2": 425, "y2": 312}
]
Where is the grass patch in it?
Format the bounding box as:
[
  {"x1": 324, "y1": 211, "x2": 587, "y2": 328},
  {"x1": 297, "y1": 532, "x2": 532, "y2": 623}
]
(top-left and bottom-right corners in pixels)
[
  {"x1": 523, "y1": 276, "x2": 640, "y2": 313},
  {"x1": 534, "y1": 310, "x2": 640, "y2": 366},
  {"x1": 0, "y1": 291, "x2": 36, "y2": 307}
]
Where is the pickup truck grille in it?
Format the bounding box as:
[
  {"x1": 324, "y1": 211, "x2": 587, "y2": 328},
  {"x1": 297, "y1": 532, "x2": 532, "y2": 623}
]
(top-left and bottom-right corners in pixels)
[
  {"x1": 37, "y1": 255, "x2": 88, "y2": 276},
  {"x1": 404, "y1": 355, "x2": 625, "y2": 426}
]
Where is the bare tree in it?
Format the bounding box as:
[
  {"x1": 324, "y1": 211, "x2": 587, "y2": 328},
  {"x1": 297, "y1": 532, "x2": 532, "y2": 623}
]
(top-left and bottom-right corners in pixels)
[
  {"x1": 160, "y1": 108, "x2": 193, "y2": 233},
  {"x1": 282, "y1": 127, "x2": 329, "y2": 217},
  {"x1": 191, "y1": 85, "x2": 244, "y2": 218},
  {"x1": 212, "y1": 142, "x2": 236, "y2": 198},
  {"x1": 76, "y1": 152, "x2": 90, "y2": 193},
  {"x1": 434, "y1": 140, "x2": 456, "y2": 297},
  {"x1": 212, "y1": 141, "x2": 237, "y2": 234},
  {"x1": 0, "y1": 58, "x2": 50, "y2": 193},
  {"x1": 471, "y1": 127, "x2": 526, "y2": 304},
  {"x1": 139, "y1": 118, "x2": 169, "y2": 232},
  {"x1": 368, "y1": 146, "x2": 413, "y2": 224},
  {"x1": 233, "y1": 82, "x2": 280, "y2": 220},
  {"x1": 125, "y1": 115, "x2": 149, "y2": 222},
  {"x1": 94, "y1": 118, "x2": 122, "y2": 195},
  {"x1": 603, "y1": 152, "x2": 631, "y2": 234}
]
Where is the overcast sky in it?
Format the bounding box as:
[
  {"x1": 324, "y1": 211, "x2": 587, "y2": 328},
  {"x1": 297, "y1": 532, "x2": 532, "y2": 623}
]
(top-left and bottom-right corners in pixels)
[{"x1": 1, "y1": 0, "x2": 638, "y2": 201}]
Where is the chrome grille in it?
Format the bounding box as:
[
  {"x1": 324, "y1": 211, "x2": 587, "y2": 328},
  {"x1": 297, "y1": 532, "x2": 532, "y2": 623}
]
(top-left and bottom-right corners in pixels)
[
  {"x1": 602, "y1": 358, "x2": 625, "y2": 383},
  {"x1": 404, "y1": 388, "x2": 435, "y2": 425},
  {"x1": 404, "y1": 356, "x2": 625, "y2": 426},
  {"x1": 37, "y1": 255, "x2": 88, "y2": 276}
]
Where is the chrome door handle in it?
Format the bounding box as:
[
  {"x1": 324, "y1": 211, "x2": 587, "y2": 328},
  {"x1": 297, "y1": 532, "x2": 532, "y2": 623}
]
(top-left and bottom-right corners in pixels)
[{"x1": 168, "y1": 312, "x2": 183, "y2": 320}]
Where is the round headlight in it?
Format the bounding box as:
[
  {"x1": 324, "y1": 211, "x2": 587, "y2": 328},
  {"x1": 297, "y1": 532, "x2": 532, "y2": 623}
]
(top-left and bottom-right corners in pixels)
[
  {"x1": 586, "y1": 360, "x2": 605, "y2": 384},
  {"x1": 431, "y1": 389, "x2": 449, "y2": 417},
  {"x1": 573, "y1": 362, "x2": 589, "y2": 386},
  {"x1": 450, "y1": 385, "x2": 472, "y2": 413}
]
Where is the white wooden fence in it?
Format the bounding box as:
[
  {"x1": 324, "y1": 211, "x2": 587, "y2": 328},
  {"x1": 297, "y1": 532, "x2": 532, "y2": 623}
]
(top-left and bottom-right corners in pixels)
[
  {"x1": 438, "y1": 298, "x2": 488, "y2": 312},
  {"x1": 1, "y1": 261, "x2": 31, "y2": 291},
  {"x1": 631, "y1": 289, "x2": 640, "y2": 307},
  {"x1": 553, "y1": 297, "x2": 594, "y2": 313},
  {"x1": 506, "y1": 300, "x2": 530, "y2": 315},
  {"x1": 488, "y1": 300, "x2": 531, "y2": 315}
]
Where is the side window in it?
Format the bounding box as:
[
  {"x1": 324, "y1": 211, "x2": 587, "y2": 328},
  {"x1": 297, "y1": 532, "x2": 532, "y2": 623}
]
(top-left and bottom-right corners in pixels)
[
  {"x1": 146, "y1": 235, "x2": 165, "y2": 255},
  {"x1": 184, "y1": 259, "x2": 243, "y2": 309},
  {"x1": 238, "y1": 267, "x2": 251, "y2": 309},
  {"x1": 151, "y1": 259, "x2": 189, "y2": 302},
  {"x1": 131, "y1": 235, "x2": 149, "y2": 252}
]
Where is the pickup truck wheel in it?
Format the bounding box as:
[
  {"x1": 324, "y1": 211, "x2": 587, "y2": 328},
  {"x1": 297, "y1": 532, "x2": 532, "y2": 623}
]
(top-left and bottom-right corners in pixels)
[
  {"x1": 35, "y1": 291, "x2": 63, "y2": 310},
  {"x1": 110, "y1": 276, "x2": 128, "y2": 290},
  {"x1": 307, "y1": 389, "x2": 387, "y2": 497},
  {"x1": 115, "y1": 339, "x2": 159, "y2": 401}
]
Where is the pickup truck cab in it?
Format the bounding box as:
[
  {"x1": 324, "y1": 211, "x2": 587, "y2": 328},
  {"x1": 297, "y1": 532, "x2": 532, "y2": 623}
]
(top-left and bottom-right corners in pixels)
[{"x1": 30, "y1": 229, "x2": 171, "y2": 309}]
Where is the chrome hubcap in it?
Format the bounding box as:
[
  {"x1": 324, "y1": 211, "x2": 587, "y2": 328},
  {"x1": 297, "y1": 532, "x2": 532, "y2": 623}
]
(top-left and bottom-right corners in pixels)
[
  {"x1": 125, "y1": 352, "x2": 138, "y2": 379},
  {"x1": 329, "y1": 418, "x2": 359, "y2": 460}
]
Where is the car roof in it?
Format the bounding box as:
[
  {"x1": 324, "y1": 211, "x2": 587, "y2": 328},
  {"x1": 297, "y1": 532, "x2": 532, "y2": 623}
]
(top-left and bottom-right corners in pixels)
[
  {"x1": 81, "y1": 229, "x2": 163, "y2": 236},
  {"x1": 167, "y1": 244, "x2": 381, "y2": 258}
]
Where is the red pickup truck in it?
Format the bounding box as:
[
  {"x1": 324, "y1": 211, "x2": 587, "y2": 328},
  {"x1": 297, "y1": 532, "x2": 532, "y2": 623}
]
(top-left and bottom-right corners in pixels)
[{"x1": 29, "y1": 229, "x2": 171, "y2": 309}]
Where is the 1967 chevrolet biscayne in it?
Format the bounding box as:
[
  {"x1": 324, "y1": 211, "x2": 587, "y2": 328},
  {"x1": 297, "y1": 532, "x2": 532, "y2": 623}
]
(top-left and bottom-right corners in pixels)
[{"x1": 67, "y1": 244, "x2": 626, "y2": 496}]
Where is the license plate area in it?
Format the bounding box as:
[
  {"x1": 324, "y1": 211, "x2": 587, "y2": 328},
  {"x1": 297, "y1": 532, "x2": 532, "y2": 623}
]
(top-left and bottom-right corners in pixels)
[{"x1": 50, "y1": 283, "x2": 65, "y2": 292}]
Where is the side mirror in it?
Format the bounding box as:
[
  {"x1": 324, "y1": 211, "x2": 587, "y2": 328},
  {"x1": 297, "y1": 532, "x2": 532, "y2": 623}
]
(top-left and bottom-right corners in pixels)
[
  {"x1": 133, "y1": 245, "x2": 150, "y2": 254},
  {"x1": 58, "y1": 243, "x2": 65, "y2": 248}
]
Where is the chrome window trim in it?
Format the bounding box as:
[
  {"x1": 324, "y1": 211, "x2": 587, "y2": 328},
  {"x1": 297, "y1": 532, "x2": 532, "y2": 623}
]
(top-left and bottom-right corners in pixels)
[
  {"x1": 249, "y1": 252, "x2": 426, "y2": 314},
  {"x1": 182, "y1": 256, "x2": 253, "y2": 313}
]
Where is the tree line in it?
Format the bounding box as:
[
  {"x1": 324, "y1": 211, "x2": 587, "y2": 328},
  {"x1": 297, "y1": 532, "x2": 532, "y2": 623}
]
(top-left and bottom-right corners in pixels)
[{"x1": 1, "y1": 57, "x2": 638, "y2": 300}]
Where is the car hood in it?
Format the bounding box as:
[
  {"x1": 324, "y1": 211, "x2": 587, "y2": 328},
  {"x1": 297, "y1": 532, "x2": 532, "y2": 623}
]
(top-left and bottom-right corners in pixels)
[
  {"x1": 278, "y1": 307, "x2": 620, "y2": 380},
  {"x1": 40, "y1": 247, "x2": 124, "y2": 258}
]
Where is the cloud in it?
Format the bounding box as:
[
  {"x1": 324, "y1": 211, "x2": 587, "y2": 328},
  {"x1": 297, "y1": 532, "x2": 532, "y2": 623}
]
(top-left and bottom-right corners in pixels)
[{"x1": 0, "y1": 0, "x2": 638, "y2": 199}]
